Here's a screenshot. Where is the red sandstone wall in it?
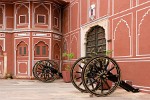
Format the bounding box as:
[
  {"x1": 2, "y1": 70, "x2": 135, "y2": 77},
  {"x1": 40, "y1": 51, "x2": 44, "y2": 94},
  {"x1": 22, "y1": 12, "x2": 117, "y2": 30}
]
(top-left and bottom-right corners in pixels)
[{"x1": 62, "y1": 0, "x2": 150, "y2": 92}]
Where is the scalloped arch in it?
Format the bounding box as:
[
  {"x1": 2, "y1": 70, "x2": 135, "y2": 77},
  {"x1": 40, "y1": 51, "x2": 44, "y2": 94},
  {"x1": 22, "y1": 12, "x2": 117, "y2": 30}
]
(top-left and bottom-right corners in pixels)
[{"x1": 113, "y1": 19, "x2": 131, "y2": 40}]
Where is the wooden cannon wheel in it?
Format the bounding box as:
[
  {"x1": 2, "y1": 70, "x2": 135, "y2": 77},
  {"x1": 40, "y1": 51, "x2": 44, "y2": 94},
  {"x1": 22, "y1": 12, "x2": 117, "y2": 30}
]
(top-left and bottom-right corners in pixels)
[
  {"x1": 70, "y1": 56, "x2": 92, "y2": 92},
  {"x1": 81, "y1": 56, "x2": 121, "y2": 96},
  {"x1": 32, "y1": 60, "x2": 59, "y2": 83}
]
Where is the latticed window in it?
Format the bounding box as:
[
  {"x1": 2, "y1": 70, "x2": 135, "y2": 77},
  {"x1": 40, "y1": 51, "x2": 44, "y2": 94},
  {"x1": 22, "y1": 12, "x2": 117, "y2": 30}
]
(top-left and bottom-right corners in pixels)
[
  {"x1": 19, "y1": 15, "x2": 26, "y2": 24},
  {"x1": 35, "y1": 41, "x2": 48, "y2": 57},
  {"x1": 36, "y1": 46, "x2": 40, "y2": 55},
  {"x1": 42, "y1": 46, "x2": 46, "y2": 55},
  {"x1": 86, "y1": 25, "x2": 106, "y2": 56},
  {"x1": 37, "y1": 15, "x2": 45, "y2": 24},
  {"x1": 17, "y1": 41, "x2": 28, "y2": 56}
]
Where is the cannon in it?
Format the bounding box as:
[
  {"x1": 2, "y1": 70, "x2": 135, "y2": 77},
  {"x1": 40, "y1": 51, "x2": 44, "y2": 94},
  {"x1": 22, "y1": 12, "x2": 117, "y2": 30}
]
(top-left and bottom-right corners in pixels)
[
  {"x1": 32, "y1": 60, "x2": 62, "y2": 83},
  {"x1": 70, "y1": 55, "x2": 139, "y2": 97}
]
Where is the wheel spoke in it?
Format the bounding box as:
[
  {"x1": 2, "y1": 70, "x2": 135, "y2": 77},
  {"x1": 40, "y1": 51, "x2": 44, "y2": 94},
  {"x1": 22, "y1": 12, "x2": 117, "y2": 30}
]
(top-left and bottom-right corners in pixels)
[
  {"x1": 76, "y1": 77, "x2": 81, "y2": 80},
  {"x1": 76, "y1": 71, "x2": 82, "y2": 73},
  {"x1": 89, "y1": 78, "x2": 95, "y2": 90},
  {"x1": 100, "y1": 79, "x2": 104, "y2": 93},
  {"x1": 78, "y1": 64, "x2": 83, "y2": 69},
  {"x1": 107, "y1": 66, "x2": 115, "y2": 72},
  {"x1": 102, "y1": 79, "x2": 111, "y2": 89},
  {"x1": 82, "y1": 56, "x2": 120, "y2": 96},
  {"x1": 78, "y1": 82, "x2": 83, "y2": 87}
]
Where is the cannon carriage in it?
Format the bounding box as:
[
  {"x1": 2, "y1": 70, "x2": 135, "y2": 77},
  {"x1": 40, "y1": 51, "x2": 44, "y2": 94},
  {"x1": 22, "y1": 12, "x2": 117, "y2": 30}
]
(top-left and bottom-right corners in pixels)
[
  {"x1": 32, "y1": 60, "x2": 62, "y2": 83},
  {"x1": 32, "y1": 55, "x2": 139, "y2": 97},
  {"x1": 71, "y1": 55, "x2": 139, "y2": 97}
]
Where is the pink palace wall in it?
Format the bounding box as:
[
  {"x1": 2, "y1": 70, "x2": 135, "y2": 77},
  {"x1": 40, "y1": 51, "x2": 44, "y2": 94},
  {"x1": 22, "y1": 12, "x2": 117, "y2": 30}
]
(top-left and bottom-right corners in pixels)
[{"x1": 62, "y1": 0, "x2": 150, "y2": 92}]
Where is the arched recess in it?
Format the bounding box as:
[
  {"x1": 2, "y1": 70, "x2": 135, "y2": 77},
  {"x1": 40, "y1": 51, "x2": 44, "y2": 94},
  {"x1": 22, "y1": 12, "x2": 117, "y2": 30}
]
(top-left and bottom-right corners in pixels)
[
  {"x1": 70, "y1": 35, "x2": 78, "y2": 58},
  {"x1": 34, "y1": 41, "x2": 49, "y2": 57},
  {"x1": 86, "y1": 25, "x2": 106, "y2": 56},
  {"x1": 16, "y1": 4, "x2": 29, "y2": 24},
  {"x1": 138, "y1": 9, "x2": 150, "y2": 55},
  {"x1": 16, "y1": 41, "x2": 29, "y2": 77},
  {"x1": 34, "y1": 4, "x2": 49, "y2": 24},
  {"x1": 53, "y1": 43, "x2": 61, "y2": 60},
  {"x1": 63, "y1": 40, "x2": 68, "y2": 53},
  {"x1": 113, "y1": 19, "x2": 131, "y2": 57},
  {"x1": 16, "y1": 41, "x2": 28, "y2": 56},
  {"x1": 53, "y1": 6, "x2": 60, "y2": 29}
]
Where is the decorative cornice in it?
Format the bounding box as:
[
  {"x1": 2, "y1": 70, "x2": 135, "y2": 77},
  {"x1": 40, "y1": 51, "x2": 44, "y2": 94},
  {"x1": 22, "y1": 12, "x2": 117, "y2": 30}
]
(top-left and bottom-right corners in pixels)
[{"x1": 0, "y1": 29, "x2": 62, "y2": 36}]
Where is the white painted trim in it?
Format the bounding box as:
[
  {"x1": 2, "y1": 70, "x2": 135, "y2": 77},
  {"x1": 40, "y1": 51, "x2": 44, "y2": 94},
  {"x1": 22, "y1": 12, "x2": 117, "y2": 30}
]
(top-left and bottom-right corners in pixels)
[
  {"x1": 14, "y1": 37, "x2": 30, "y2": 76},
  {"x1": 17, "y1": 61, "x2": 28, "y2": 74},
  {"x1": 0, "y1": 30, "x2": 62, "y2": 35},
  {"x1": 70, "y1": 34, "x2": 78, "y2": 52},
  {"x1": 49, "y1": 3, "x2": 52, "y2": 30},
  {"x1": 32, "y1": 37, "x2": 51, "y2": 66},
  {"x1": 110, "y1": 0, "x2": 150, "y2": 16},
  {"x1": 112, "y1": 13, "x2": 133, "y2": 58},
  {"x1": 70, "y1": 1, "x2": 79, "y2": 31},
  {"x1": 33, "y1": 2, "x2": 50, "y2": 27},
  {"x1": 112, "y1": 0, "x2": 114, "y2": 15},
  {"x1": 36, "y1": 14, "x2": 46, "y2": 24},
  {"x1": 0, "y1": 38, "x2": 5, "y2": 51},
  {"x1": 116, "y1": 59, "x2": 150, "y2": 62},
  {"x1": 53, "y1": 17, "x2": 59, "y2": 28},
  {"x1": 0, "y1": 4, "x2": 4, "y2": 29},
  {"x1": 80, "y1": 18, "x2": 109, "y2": 57},
  {"x1": 136, "y1": 6, "x2": 150, "y2": 56},
  {"x1": 19, "y1": 15, "x2": 27, "y2": 24},
  {"x1": 29, "y1": 1, "x2": 30, "y2": 29}
]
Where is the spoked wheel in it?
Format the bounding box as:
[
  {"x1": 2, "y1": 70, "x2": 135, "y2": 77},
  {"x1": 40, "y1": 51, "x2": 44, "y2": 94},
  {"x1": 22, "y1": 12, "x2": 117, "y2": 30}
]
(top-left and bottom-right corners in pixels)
[
  {"x1": 33, "y1": 60, "x2": 59, "y2": 83},
  {"x1": 82, "y1": 56, "x2": 121, "y2": 97},
  {"x1": 71, "y1": 56, "x2": 92, "y2": 92}
]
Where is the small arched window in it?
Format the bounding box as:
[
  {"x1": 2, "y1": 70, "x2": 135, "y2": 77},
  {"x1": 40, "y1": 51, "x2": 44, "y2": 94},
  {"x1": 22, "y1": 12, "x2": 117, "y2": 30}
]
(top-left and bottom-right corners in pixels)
[
  {"x1": 17, "y1": 41, "x2": 28, "y2": 56},
  {"x1": 34, "y1": 41, "x2": 48, "y2": 57}
]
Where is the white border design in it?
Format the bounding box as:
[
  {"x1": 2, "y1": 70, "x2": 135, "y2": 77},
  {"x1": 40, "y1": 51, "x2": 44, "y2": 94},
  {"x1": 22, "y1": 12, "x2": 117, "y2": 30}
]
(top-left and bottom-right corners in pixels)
[
  {"x1": 37, "y1": 14, "x2": 46, "y2": 24},
  {"x1": 15, "y1": 3, "x2": 29, "y2": 29},
  {"x1": 113, "y1": 19, "x2": 132, "y2": 58},
  {"x1": 70, "y1": 34, "x2": 78, "y2": 59},
  {"x1": 14, "y1": 37, "x2": 30, "y2": 77},
  {"x1": 17, "y1": 61, "x2": 28, "y2": 74},
  {"x1": 33, "y1": 3, "x2": 49, "y2": 27},
  {"x1": 81, "y1": 17, "x2": 109, "y2": 57},
  {"x1": 0, "y1": 4, "x2": 5, "y2": 29},
  {"x1": 136, "y1": 7, "x2": 150, "y2": 56},
  {"x1": 112, "y1": 13, "x2": 133, "y2": 58},
  {"x1": 19, "y1": 15, "x2": 27, "y2": 24},
  {"x1": 70, "y1": 1, "x2": 79, "y2": 31}
]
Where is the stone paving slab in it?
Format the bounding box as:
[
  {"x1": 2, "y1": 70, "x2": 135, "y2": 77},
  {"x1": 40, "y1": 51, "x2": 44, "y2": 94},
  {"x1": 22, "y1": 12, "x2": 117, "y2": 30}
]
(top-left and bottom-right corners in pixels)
[{"x1": 0, "y1": 79, "x2": 150, "y2": 100}]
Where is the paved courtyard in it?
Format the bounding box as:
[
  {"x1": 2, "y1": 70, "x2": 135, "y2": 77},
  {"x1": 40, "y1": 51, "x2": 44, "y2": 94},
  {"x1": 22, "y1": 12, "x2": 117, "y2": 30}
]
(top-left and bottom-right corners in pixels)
[{"x1": 0, "y1": 79, "x2": 149, "y2": 100}]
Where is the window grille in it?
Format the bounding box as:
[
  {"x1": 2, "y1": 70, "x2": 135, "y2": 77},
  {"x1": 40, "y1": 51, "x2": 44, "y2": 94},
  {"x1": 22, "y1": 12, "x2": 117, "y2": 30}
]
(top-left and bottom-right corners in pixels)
[
  {"x1": 36, "y1": 46, "x2": 40, "y2": 55},
  {"x1": 42, "y1": 46, "x2": 46, "y2": 55},
  {"x1": 37, "y1": 15, "x2": 45, "y2": 24},
  {"x1": 19, "y1": 15, "x2": 26, "y2": 24}
]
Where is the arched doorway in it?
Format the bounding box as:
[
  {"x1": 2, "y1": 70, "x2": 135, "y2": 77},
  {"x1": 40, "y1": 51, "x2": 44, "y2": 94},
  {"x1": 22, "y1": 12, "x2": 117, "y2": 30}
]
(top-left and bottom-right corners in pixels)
[
  {"x1": 16, "y1": 41, "x2": 29, "y2": 77},
  {"x1": 86, "y1": 25, "x2": 106, "y2": 56}
]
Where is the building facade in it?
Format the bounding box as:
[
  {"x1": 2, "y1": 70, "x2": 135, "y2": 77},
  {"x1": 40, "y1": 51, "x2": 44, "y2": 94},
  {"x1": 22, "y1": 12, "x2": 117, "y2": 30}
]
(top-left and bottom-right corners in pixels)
[{"x1": 0, "y1": 0, "x2": 150, "y2": 93}]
